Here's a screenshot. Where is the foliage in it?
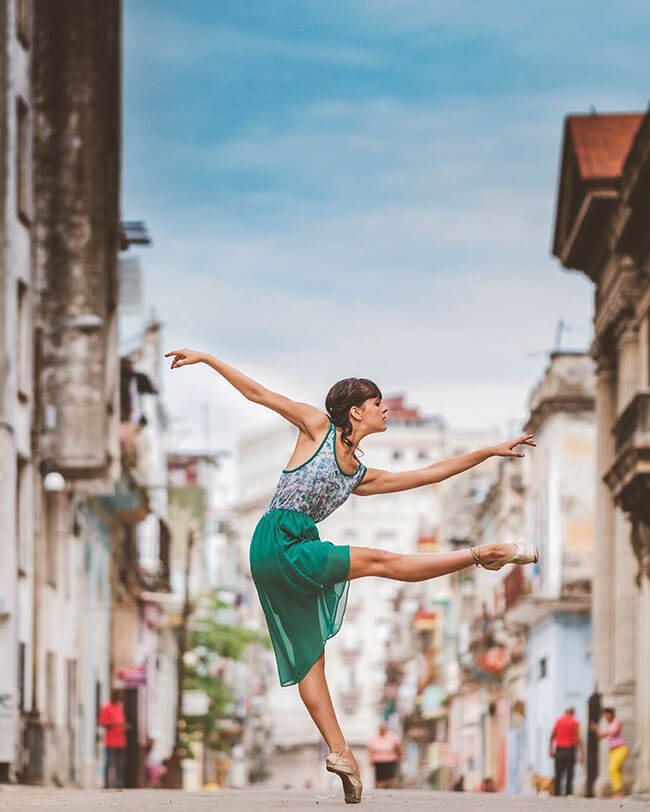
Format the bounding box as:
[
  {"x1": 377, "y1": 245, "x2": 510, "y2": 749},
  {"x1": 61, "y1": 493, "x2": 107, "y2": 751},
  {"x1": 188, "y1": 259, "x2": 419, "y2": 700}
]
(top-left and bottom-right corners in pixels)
[{"x1": 180, "y1": 592, "x2": 269, "y2": 753}]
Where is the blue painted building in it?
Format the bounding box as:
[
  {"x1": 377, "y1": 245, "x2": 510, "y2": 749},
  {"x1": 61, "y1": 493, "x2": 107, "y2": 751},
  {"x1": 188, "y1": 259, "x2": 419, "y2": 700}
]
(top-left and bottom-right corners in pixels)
[
  {"x1": 506, "y1": 352, "x2": 596, "y2": 794},
  {"x1": 525, "y1": 610, "x2": 592, "y2": 778}
]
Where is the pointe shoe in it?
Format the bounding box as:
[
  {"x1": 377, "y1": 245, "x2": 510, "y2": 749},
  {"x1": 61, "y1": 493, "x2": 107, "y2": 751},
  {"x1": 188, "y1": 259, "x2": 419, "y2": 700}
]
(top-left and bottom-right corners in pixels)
[
  {"x1": 471, "y1": 543, "x2": 539, "y2": 571},
  {"x1": 326, "y1": 745, "x2": 362, "y2": 804}
]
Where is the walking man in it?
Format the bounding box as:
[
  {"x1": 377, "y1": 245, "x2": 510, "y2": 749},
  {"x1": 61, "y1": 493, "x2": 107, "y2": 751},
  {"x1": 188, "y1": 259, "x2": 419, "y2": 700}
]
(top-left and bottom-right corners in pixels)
[
  {"x1": 98, "y1": 689, "x2": 128, "y2": 789},
  {"x1": 549, "y1": 707, "x2": 584, "y2": 796}
]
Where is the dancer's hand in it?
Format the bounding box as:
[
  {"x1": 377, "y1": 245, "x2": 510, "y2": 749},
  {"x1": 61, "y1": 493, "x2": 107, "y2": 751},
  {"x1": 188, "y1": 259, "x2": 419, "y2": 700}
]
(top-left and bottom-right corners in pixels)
[
  {"x1": 165, "y1": 348, "x2": 204, "y2": 369},
  {"x1": 492, "y1": 434, "x2": 535, "y2": 457}
]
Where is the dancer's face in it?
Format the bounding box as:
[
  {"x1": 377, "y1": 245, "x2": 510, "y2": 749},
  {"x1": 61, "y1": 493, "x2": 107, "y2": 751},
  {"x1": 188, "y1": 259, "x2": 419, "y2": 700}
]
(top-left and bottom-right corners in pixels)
[{"x1": 356, "y1": 395, "x2": 388, "y2": 434}]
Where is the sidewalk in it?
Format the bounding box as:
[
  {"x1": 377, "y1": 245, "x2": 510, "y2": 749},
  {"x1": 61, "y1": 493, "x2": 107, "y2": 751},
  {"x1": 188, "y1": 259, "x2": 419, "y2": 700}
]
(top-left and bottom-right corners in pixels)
[{"x1": 0, "y1": 787, "x2": 649, "y2": 811}]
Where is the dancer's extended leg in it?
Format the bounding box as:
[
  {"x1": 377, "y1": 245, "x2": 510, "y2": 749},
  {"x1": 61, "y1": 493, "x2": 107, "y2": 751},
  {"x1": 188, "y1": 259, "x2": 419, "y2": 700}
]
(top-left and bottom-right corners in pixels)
[
  {"x1": 298, "y1": 652, "x2": 345, "y2": 753},
  {"x1": 348, "y1": 543, "x2": 516, "y2": 581}
]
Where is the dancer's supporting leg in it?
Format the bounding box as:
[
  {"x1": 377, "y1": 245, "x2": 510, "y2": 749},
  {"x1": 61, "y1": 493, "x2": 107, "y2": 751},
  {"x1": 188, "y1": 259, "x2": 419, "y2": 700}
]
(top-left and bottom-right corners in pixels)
[
  {"x1": 298, "y1": 651, "x2": 345, "y2": 753},
  {"x1": 348, "y1": 542, "x2": 516, "y2": 581}
]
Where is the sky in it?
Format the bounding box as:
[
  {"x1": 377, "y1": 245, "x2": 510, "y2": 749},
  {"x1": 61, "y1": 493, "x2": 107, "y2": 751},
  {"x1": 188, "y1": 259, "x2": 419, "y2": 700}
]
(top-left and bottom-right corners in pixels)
[{"x1": 121, "y1": 0, "x2": 650, "y2": 452}]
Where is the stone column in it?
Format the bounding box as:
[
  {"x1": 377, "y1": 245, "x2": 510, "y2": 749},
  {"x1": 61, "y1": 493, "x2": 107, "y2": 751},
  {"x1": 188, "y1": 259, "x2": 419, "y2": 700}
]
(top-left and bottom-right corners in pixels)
[
  {"x1": 636, "y1": 314, "x2": 650, "y2": 793},
  {"x1": 636, "y1": 521, "x2": 650, "y2": 792},
  {"x1": 638, "y1": 315, "x2": 649, "y2": 390},
  {"x1": 616, "y1": 322, "x2": 639, "y2": 414},
  {"x1": 612, "y1": 509, "x2": 637, "y2": 696},
  {"x1": 609, "y1": 322, "x2": 640, "y2": 791},
  {"x1": 592, "y1": 358, "x2": 617, "y2": 798},
  {"x1": 592, "y1": 359, "x2": 616, "y2": 694}
]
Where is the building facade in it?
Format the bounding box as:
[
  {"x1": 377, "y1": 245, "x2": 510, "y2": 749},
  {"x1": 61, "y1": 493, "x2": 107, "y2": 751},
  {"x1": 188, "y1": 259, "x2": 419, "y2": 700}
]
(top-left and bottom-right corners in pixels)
[
  {"x1": 0, "y1": 0, "x2": 123, "y2": 785},
  {"x1": 553, "y1": 109, "x2": 650, "y2": 794},
  {"x1": 441, "y1": 353, "x2": 596, "y2": 795},
  {"x1": 447, "y1": 454, "x2": 525, "y2": 793},
  {"x1": 511, "y1": 352, "x2": 596, "y2": 787},
  {"x1": 0, "y1": 0, "x2": 38, "y2": 782}
]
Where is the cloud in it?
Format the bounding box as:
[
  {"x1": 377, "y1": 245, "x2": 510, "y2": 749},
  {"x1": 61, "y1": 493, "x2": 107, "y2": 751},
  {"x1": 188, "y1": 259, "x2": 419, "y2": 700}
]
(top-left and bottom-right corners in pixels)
[
  {"x1": 125, "y1": 6, "x2": 378, "y2": 74},
  {"x1": 122, "y1": 2, "x2": 649, "y2": 451}
]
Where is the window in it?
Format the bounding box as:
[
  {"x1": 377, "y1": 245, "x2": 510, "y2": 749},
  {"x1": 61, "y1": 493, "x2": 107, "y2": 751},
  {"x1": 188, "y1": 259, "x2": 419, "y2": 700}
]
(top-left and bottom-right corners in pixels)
[
  {"x1": 434, "y1": 716, "x2": 448, "y2": 743},
  {"x1": 18, "y1": 642, "x2": 26, "y2": 711},
  {"x1": 94, "y1": 680, "x2": 101, "y2": 752},
  {"x1": 392, "y1": 450, "x2": 402, "y2": 461},
  {"x1": 16, "y1": 455, "x2": 28, "y2": 574},
  {"x1": 418, "y1": 450, "x2": 429, "y2": 461},
  {"x1": 16, "y1": 0, "x2": 32, "y2": 47},
  {"x1": 46, "y1": 651, "x2": 56, "y2": 724},
  {"x1": 66, "y1": 659, "x2": 77, "y2": 729},
  {"x1": 538, "y1": 657, "x2": 547, "y2": 680},
  {"x1": 16, "y1": 280, "x2": 29, "y2": 399},
  {"x1": 16, "y1": 97, "x2": 31, "y2": 223},
  {"x1": 45, "y1": 492, "x2": 59, "y2": 588}
]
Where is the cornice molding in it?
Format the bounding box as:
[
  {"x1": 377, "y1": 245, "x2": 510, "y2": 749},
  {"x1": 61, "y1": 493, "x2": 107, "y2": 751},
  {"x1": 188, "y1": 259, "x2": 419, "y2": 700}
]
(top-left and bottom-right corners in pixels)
[
  {"x1": 524, "y1": 395, "x2": 595, "y2": 435},
  {"x1": 594, "y1": 262, "x2": 639, "y2": 341}
]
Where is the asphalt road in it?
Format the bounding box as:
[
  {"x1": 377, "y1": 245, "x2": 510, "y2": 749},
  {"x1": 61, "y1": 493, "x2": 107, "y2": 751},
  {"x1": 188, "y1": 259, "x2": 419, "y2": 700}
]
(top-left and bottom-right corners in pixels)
[{"x1": 1, "y1": 788, "x2": 649, "y2": 811}]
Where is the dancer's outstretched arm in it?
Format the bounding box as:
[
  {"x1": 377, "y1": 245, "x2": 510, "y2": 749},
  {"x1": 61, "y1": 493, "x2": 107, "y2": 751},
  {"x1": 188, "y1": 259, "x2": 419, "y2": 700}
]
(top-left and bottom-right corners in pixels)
[
  {"x1": 354, "y1": 434, "x2": 535, "y2": 495},
  {"x1": 164, "y1": 348, "x2": 327, "y2": 437}
]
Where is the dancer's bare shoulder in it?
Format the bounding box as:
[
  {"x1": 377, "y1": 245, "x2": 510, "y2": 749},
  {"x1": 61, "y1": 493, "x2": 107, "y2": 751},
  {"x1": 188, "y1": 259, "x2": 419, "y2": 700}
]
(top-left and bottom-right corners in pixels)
[
  {"x1": 283, "y1": 408, "x2": 331, "y2": 469},
  {"x1": 260, "y1": 390, "x2": 328, "y2": 438}
]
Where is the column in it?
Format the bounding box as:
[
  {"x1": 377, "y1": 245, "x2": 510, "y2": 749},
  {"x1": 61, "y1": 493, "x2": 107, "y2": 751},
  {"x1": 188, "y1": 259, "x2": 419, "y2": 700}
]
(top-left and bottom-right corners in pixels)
[
  {"x1": 635, "y1": 315, "x2": 650, "y2": 792},
  {"x1": 592, "y1": 358, "x2": 616, "y2": 797},
  {"x1": 611, "y1": 321, "x2": 640, "y2": 790},
  {"x1": 592, "y1": 360, "x2": 616, "y2": 694},
  {"x1": 636, "y1": 535, "x2": 650, "y2": 793}
]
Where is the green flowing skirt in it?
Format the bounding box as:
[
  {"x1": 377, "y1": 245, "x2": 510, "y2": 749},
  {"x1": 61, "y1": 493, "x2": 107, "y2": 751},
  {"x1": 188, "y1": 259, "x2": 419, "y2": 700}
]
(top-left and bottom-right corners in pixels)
[{"x1": 250, "y1": 509, "x2": 351, "y2": 686}]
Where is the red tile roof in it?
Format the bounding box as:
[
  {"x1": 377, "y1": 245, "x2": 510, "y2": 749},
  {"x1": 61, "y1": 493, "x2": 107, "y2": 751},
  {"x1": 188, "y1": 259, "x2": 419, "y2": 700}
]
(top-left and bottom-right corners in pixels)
[
  {"x1": 384, "y1": 395, "x2": 421, "y2": 420},
  {"x1": 568, "y1": 114, "x2": 643, "y2": 180}
]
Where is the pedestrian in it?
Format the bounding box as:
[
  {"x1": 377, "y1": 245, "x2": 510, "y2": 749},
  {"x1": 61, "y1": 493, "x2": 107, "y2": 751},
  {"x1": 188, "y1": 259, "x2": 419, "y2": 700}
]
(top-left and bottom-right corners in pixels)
[
  {"x1": 98, "y1": 688, "x2": 128, "y2": 789},
  {"x1": 367, "y1": 723, "x2": 402, "y2": 788},
  {"x1": 165, "y1": 349, "x2": 539, "y2": 804},
  {"x1": 549, "y1": 706, "x2": 584, "y2": 796},
  {"x1": 480, "y1": 776, "x2": 497, "y2": 792},
  {"x1": 591, "y1": 707, "x2": 628, "y2": 798}
]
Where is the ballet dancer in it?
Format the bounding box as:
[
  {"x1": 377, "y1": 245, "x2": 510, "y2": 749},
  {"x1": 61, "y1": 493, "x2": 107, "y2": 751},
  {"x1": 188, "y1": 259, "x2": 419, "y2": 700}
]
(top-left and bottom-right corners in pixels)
[{"x1": 165, "y1": 349, "x2": 538, "y2": 803}]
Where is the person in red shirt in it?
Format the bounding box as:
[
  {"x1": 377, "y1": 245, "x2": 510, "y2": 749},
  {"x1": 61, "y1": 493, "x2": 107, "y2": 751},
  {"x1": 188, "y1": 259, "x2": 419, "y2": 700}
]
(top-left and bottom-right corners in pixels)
[
  {"x1": 98, "y1": 689, "x2": 128, "y2": 789},
  {"x1": 549, "y1": 707, "x2": 584, "y2": 796}
]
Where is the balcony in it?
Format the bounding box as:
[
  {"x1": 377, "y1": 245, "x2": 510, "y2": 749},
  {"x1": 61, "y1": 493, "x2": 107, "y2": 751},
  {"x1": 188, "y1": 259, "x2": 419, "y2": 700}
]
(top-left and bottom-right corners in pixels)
[
  {"x1": 604, "y1": 391, "x2": 650, "y2": 522},
  {"x1": 468, "y1": 611, "x2": 497, "y2": 651},
  {"x1": 505, "y1": 591, "x2": 590, "y2": 628}
]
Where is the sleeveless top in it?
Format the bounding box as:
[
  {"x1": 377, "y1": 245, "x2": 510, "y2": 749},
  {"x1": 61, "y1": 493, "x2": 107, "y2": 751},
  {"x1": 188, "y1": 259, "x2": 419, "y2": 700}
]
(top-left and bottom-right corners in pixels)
[
  {"x1": 266, "y1": 422, "x2": 367, "y2": 524},
  {"x1": 606, "y1": 718, "x2": 625, "y2": 750}
]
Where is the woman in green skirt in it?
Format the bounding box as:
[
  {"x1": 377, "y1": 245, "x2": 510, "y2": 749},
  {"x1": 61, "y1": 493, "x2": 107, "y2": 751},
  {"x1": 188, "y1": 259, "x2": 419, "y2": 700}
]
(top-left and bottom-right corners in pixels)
[{"x1": 165, "y1": 348, "x2": 539, "y2": 804}]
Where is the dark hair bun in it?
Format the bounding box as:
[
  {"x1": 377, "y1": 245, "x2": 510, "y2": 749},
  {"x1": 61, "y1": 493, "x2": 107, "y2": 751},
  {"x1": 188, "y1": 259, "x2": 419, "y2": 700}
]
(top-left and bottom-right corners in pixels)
[{"x1": 325, "y1": 378, "x2": 382, "y2": 449}]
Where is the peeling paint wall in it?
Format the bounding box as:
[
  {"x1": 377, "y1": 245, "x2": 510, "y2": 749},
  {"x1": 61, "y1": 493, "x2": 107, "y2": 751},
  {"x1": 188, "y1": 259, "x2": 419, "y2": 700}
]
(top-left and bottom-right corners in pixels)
[{"x1": 33, "y1": 0, "x2": 121, "y2": 479}]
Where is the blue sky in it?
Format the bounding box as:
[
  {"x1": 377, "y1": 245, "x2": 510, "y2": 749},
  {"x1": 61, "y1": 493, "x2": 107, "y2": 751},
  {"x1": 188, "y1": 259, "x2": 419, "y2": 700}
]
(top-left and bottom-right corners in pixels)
[{"x1": 122, "y1": 1, "x2": 650, "y2": 449}]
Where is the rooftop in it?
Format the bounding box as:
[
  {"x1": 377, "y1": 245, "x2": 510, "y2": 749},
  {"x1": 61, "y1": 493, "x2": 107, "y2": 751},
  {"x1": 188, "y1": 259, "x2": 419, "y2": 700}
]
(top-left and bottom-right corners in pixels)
[{"x1": 567, "y1": 113, "x2": 643, "y2": 180}]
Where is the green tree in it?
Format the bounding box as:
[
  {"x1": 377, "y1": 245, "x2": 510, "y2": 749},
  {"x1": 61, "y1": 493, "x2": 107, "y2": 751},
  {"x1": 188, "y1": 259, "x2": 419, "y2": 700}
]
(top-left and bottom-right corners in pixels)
[{"x1": 180, "y1": 593, "x2": 269, "y2": 754}]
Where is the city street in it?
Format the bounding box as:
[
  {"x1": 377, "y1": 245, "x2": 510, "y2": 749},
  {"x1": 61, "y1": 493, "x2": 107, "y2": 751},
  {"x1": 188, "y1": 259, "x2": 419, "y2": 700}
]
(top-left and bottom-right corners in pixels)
[
  {"x1": 2, "y1": 0, "x2": 650, "y2": 802},
  {"x1": 1, "y1": 788, "x2": 649, "y2": 811}
]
